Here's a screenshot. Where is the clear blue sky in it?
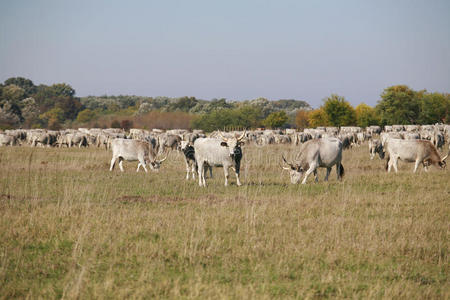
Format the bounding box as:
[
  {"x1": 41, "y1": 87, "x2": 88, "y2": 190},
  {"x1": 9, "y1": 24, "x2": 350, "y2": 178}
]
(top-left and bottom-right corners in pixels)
[{"x1": 1, "y1": 0, "x2": 449, "y2": 107}]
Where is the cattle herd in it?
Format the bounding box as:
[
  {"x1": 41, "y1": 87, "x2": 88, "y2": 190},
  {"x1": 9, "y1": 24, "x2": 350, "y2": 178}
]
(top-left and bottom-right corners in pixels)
[{"x1": 1, "y1": 124, "x2": 449, "y2": 187}]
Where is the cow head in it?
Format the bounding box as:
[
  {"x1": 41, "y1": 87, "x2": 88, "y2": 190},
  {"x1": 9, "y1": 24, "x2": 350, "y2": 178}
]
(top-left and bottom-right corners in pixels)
[
  {"x1": 281, "y1": 155, "x2": 304, "y2": 184},
  {"x1": 148, "y1": 156, "x2": 167, "y2": 171},
  {"x1": 219, "y1": 130, "x2": 246, "y2": 159},
  {"x1": 180, "y1": 140, "x2": 195, "y2": 156},
  {"x1": 438, "y1": 151, "x2": 448, "y2": 169}
]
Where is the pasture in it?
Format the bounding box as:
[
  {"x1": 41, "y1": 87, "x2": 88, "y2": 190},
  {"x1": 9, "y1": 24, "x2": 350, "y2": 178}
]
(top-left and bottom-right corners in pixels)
[{"x1": 0, "y1": 144, "x2": 448, "y2": 299}]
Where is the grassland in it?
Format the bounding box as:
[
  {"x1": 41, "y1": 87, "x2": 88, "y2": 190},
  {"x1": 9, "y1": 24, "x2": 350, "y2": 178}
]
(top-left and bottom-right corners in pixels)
[{"x1": 0, "y1": 143, "x2": 448, "y2": 299}]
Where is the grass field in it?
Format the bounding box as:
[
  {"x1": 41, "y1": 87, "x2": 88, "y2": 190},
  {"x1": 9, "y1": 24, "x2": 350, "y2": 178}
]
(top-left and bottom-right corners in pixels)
[{"x1": 0, "y1": 143, "x2": 448, "y2": 299}]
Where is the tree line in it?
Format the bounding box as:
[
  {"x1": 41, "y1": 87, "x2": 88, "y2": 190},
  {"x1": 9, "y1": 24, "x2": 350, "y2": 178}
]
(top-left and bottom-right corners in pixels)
[
  {"x1": 1, "y1": 77, "x2": 448, "y2": 131},
  {"x1": 295, "y1": 86, "x2": 449, "y2": 130}
]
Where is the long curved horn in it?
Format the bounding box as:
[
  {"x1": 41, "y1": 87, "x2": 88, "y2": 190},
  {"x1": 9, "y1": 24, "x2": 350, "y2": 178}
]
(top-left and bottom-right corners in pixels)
[
  {"x1": 237, "y1": 129, "x2": 247, "y2": 141},
  {"x1": 442, "y1": 149, "x2": 449, "y2": 162},
  {"x1": 282, "y1": 155, "x2": 293, "y2": 167},
  {"x1": 157, "y1": 156, "x2": 167, "y2": 163},
  {"x1": 218, "y1": 130, "x2": 228, "y2": 141}
]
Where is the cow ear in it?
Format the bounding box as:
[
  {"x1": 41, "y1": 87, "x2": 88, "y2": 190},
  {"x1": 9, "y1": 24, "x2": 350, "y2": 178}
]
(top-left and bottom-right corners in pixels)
[
  {"x1": 239, "y1": 141, "x2": 245, "y2": 146},
  {"x1": 220, "y1": 142, "x2": 228, "y2": 147}
]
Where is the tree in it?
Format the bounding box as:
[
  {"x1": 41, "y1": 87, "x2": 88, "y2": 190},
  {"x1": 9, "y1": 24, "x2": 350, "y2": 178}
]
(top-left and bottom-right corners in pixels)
[
  {"x1": 111, "y1": 120, "x2": 121, "y2": 128},
  {"x1": 49, "y1": 83, "x2": 75, "y2": 97},
  {"x1": 308, "y1": 109, "x2": 329, "y2": 127},
  {"x1": 4, "y1": 77, "x2": 36, "y2": 96},
  {"x1": 376, "y1": 85, "x2": 420, "y2": 125},
  {"x1": 295, "y1": 110, "x2": 310, "y2": 129},
  {"x1": 418, "y1": 92, "x2": 450, "y2": 124},
  {"x1": 322, "y1": 94, "x2": 356, "y2": 126},
  {"x1": 355, "y1": 103, "x2": 379, "y2": 127},
  {"x1": 76, "y1": 109, "x2": 96, "y2": 123},
  {"x1": 21, "y1": 98, "x2": 40, "y2": 128},
  {"x1": 2, "y1": 84, "x2": 25, "y2": 103},
  {"x1": 120, "y1": 119, "x2": 133, "y2": 131},
  {"x1": 263, "y1": 111, "x2": 288, "y2": 128},
  {"x1": 168, "y1": 97, "x2": 198, "y2": 112},
  {"x1": 39, "y1": 107, "x2": 65, "y2": 130}
]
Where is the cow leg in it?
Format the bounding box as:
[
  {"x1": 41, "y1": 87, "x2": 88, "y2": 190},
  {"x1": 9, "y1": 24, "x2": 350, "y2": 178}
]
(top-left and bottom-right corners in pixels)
[
  {"x1": 185, "y1": 159, "x2": 190, "y2": 180},
  {"x1": 235, "y1": 170, "x2": 242, "y2": 186},
  {"x1": 314, "y1": 170, "x2": 318, "y2": 183},
  {"x1": 191, "y1": 162, "x2": 196, "y2": 180},
  {"x1": 392, "y1": 157, "x2": 399, "y2": 173},
  {"x1": 142, "y1": 163, "x2": 148, "y2": 173},
  {"x1": 302, "y1": 165, "x2": 316, "y2": 184},
  {"x1": 324, "y1": 167, "x2": 331, "y2": 181},
  {"x1": 198, "y1": 161, "x2": 205, "y2": 187},
  {"x1": 223, "y1": 167, "x2": 229, "y2": 186},
  {"x1": 413, "y1": 159, "x2": 421, "y2": 173},
  {"x1": 110, "y1": 156, "x2": 117, "y2": 171},
  {"x1": 137, "y1": 163, "x2": 141, "y2": 172},
  {"x1": 119, "y1": 158, "x2": 124, "y2": 172}
]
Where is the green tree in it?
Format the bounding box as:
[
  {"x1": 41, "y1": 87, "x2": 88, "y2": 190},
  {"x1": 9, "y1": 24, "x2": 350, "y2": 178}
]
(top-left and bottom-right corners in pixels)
[
  {"x1": 418, "y1": 92, "x2": 450, "y2": 124},
  {"x1": 50, "y1": 83, "x2": 75, "y2": 97},
  {"x1": 308, "y1": 109, "x2": 329, "y2": 127},
  {"x1": 168, "y1": 97, "x2": 198, "y2": 112},
  {"x1": 355, "y1": 103, "x2": 379, "y2": 127},
  {"x1": 4, "y1": 77, "x2": 36, "y2": 96},
  {"x1": 39, "y1": 107, "x2": 65, "y2": 129},
  {"x1": 2, "y1": 84, "x2": 25, "y2": 103},
  {"x1": 376, "y1": 85, "x2": 421, "y2": 125},
  {"x1": 76, "y1": 109, "x2": 96, "y2": 123},
  {"x1": 322, "y1": 94, "x2": 356, "y2": 126},
  {"x1": 263, "y1": 111, "x2": 288, "y2": 128}
]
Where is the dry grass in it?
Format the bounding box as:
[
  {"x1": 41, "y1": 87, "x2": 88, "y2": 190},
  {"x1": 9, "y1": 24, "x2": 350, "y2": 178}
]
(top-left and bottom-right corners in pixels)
[{"x1": 0, "y1": 143, "x2": 448, "y2": 299}]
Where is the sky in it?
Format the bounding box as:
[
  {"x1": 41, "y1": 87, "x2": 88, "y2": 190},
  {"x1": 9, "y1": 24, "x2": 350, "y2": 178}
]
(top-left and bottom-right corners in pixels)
[{"x1": 1, "y1": 0, "x2": 449, "y2": 108}]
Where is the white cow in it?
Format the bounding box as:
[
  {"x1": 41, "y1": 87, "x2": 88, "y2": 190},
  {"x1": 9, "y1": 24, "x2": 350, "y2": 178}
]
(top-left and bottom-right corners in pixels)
[
  {"x1": 282, "y1": 137, "x2": 344, "y2": 184},
  {"x1": 194, "y1": 131, "x2": 245, "y2": 187},
  {"x1": 110, "y1": 138, "x2": 166, "y2": 172},
  {"x1": 384, "y1": 139, "x2": 448, "y2": 173}
]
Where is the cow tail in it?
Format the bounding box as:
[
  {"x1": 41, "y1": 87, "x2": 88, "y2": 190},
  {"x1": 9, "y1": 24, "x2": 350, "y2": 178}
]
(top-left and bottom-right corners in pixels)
[
  {"x1": 339, "y1": 163, "x2": 345, "y2": 178},
  {"x1": 384, "y1": 154, "x2": 390, "y2": 171}
]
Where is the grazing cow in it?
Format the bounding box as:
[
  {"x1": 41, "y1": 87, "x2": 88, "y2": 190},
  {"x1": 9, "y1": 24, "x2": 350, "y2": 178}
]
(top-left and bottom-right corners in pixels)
[
  {"x1": 281, "y1": 137, "x2": 344, "y2": 184},
  {"x1": 384, "y1": 139, "x2": 448, "y2": 173},
  {"x1": 194, "y1": 131, "x2": 245, "y2": 187},
  {"x1": 0, "y1": 133, "x2": 17, "y2": 146},
  {"x1": 110, "y1": 138, "x2": 166, "y2": 172},
  {"x1": 180, "y1": 140, "x2": 212, "y2": 180},
  {"x1": 158, "y1": 134, "x2": 182, "y2": 154},
  {"x1": 368, "y1": 139, "x2": 385, "y2": 160}
]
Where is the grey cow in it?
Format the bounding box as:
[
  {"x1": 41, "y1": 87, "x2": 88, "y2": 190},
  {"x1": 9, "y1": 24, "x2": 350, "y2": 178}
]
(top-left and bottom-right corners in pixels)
[
  {"x1": 282, "y1": 137, "x2": 344, "y2": 184},
  {"x1": 110, "y1": 138, "x2": 166, "y2": 172}
]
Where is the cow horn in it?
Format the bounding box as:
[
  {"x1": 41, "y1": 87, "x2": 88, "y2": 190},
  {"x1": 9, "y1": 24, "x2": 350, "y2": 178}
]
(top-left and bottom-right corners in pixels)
[
  {"x1": 282, "y1": 155, "x2": 293, "y2": 167},
  {"x1": 442, "y1": 150, "x2": 449, "y2": 162},
  {"x1": 237, "y1": 129, "x2": 246, "y2": 141},
  {"x1": 218, "y1": 130, "x2": 228, "y2": 141},
  {"x1": 158, "y1": 156, "x2": 167, "y2": 163},
  {"x1": 279, "y1": 162, "x2": 291, "y2": 170}
]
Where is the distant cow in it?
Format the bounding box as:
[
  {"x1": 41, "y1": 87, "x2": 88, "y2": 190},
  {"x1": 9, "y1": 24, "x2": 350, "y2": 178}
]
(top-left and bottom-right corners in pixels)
[
  {"x1": 0, "y1": 133, "x2": 17, "y2": 146},
  {"x1": 384, "y1": 139, "x2": 448, "y2": 173},
  {"x1": 282, "y1": 137, "x2": 344, "y2": 184},
  {"x1": 368, "y1": 139, "x2": 384, "y2": 160},
  {"x1": 110, "y1": 138, "x2": 166, "y2": 172},
  {"x1": 194, "y1": 131, "x2": 245, "y2": 187}
]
